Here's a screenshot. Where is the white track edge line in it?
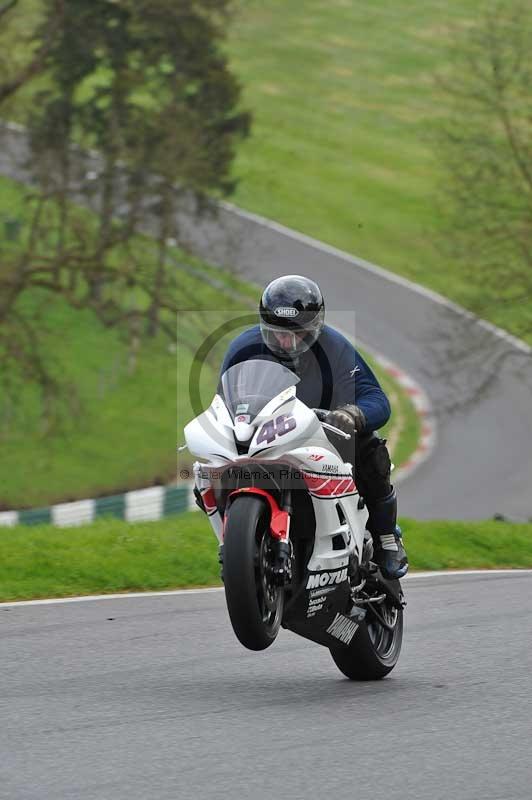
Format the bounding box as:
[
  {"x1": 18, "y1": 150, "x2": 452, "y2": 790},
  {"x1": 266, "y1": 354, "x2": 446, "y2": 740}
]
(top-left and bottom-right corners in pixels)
[
  {"x1": 1, "y1": 570, "x2": 531, "y2": 608},
  {"x1": 0, "y1": 587, "x2": 225, "y2": 608}
]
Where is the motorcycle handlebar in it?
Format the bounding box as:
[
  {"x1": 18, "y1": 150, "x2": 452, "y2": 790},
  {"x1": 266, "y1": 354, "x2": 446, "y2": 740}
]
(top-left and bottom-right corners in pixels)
[{"x1": 312, "y1": 408, "x2": 352, "y2": 440}]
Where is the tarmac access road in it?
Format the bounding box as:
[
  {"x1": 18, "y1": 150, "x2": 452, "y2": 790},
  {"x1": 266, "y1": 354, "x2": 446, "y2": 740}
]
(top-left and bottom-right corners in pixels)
[
  {"x1": 1, "y1": 572, "x2": 532, "y2": 800},
  {"x1": 1, "y1": 123, "x2": 531, "y2": 519}
]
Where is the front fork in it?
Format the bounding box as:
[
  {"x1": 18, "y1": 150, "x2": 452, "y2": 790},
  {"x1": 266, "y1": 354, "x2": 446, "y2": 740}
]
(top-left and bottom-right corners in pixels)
[
  {"x1": 272, "y1": 485, "x2": 293, "y2": 585},
  {"x1": 272, "y1": 539, "x2": 293, "y2": 585}
]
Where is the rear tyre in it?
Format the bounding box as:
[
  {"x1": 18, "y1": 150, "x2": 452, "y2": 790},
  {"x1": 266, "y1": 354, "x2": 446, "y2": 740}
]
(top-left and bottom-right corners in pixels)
[
  {"x1": 330, "y1": 596, "x2": 403, "y2": 680},
  {"x1": 223, "y1": 495, "x2": 284, "y2": 651}
]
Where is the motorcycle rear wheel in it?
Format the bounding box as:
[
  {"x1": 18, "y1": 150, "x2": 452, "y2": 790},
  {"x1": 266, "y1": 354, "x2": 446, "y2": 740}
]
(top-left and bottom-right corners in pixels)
[
  {"x1": 330, "y1": 597, "x2": 403, "y2": 680},
  {"x1": 223, "y1": 495, "x2": 284, "y2": 651}
]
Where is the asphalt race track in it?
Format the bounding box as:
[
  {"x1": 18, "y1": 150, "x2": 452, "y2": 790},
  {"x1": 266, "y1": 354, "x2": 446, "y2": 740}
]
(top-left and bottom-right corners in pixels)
[{"x1": 2, "y1": 572, "x2": 532, "y2": 800}]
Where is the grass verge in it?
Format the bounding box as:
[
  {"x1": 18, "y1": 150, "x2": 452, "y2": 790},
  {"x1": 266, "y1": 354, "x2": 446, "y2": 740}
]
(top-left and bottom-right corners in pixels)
[{"x1": 1, "y1": 514, "x2": 531, "y2": 602}]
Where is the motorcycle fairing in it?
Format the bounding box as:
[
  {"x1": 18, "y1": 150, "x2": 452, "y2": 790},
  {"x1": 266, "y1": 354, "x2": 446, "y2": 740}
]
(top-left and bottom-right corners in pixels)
[
  {"x1": 282, "y1": 573, "x2": 366, "y2": 649},
  {"x1": 184, "y1": 400, "x2": 237, "y2": 466}
]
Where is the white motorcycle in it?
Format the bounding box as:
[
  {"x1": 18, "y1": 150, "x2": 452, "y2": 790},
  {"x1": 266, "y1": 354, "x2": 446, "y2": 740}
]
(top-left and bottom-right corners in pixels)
[{"x1": 183, "y1": 358, "x2": 405, "y2": 680}]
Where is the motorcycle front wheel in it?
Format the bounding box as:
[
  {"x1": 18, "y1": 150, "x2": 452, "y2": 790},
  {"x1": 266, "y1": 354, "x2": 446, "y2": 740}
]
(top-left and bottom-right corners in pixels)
[
  {"x1": 223, "y1": 495, "x2": 284, "y2": 651},
  {"x1": 330, "y1": 596, "x2": 403, "y2": 680}
]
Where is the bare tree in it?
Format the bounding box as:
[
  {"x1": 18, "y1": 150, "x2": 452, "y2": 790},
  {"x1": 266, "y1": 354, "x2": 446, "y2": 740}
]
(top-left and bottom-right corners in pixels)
[
  {"x1": 435, "y1": 2, "x2": 532, "y2": 340},
  {"x1": 0, "y1": 0, "x2": 251, "y2": 429}
]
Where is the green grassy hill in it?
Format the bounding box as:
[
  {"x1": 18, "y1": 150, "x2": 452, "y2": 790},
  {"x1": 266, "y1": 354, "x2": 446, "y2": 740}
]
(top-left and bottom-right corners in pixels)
[{"x1": 225, "y1": 0, "x2": 529, "y2": 342}]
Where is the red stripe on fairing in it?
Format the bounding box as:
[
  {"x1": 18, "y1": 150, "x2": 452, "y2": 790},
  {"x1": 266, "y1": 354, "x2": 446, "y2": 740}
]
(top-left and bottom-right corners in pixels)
[
  {"x1": 302, "y1": 473, "x2": 357, "y2": 497},
  {"x1": 302, "y1": 475, "x2": 332, "y2": 493},
  {"x1": 312, "y1": 477, "x2": 332, "y2": 492},
  {"x1": 332, "y1": 478, "x2": 352, "y2": 496}
]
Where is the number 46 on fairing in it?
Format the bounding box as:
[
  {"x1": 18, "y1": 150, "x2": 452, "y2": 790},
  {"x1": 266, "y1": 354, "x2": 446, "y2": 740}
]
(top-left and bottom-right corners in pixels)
[{"x1": 256, "y1": 414, "x2": 296, "y2": 445}]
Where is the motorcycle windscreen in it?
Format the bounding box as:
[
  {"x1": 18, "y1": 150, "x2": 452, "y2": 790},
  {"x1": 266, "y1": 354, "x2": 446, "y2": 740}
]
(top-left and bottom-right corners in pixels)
[{"x1": 219, "y1": 358, "x2": 299, "y2": 422}]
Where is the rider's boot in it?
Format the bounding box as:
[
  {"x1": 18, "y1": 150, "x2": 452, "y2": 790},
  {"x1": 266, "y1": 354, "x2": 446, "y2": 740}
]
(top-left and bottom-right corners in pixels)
[{"x1": 366, "y1": 487, "x2": 408, "y2": 580}]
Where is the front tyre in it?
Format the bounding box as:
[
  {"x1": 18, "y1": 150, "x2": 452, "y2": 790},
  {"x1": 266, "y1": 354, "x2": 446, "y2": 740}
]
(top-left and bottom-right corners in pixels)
[
  {"x1": 330, "y1": 598, "x2": 403, "y2": 680},
  {"x1": 223, "y1": 495, "x2": 284, "y2": 651}
]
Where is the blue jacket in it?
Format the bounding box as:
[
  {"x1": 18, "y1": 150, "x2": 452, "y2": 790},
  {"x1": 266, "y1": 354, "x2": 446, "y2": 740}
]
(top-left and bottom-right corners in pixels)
[{"x1": 220, "y1": 324, "x2": 391, "y2": 432}]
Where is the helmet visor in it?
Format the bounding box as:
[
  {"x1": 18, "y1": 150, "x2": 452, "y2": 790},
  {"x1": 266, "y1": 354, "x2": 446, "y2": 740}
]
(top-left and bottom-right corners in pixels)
[{"x1": 260, "y1": 308, "x2": 324, "y2": 357}]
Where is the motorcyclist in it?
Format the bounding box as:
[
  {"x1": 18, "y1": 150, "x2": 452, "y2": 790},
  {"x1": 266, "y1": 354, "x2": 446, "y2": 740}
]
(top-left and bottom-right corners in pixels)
[{"x1": 220, "y1": 274, "x2": 408, "y2": 580}]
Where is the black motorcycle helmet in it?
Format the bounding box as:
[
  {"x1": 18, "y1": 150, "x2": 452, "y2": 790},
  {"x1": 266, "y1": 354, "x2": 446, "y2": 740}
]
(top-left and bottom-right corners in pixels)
[{"x1": 259, "y1": 275, "x2": 325, "y2": 358}]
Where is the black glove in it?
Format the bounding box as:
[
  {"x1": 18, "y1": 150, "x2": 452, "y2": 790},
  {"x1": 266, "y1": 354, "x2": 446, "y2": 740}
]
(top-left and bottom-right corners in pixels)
[{"x1": 326, "y1": 404, "x2": 366, "y2": 435}]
